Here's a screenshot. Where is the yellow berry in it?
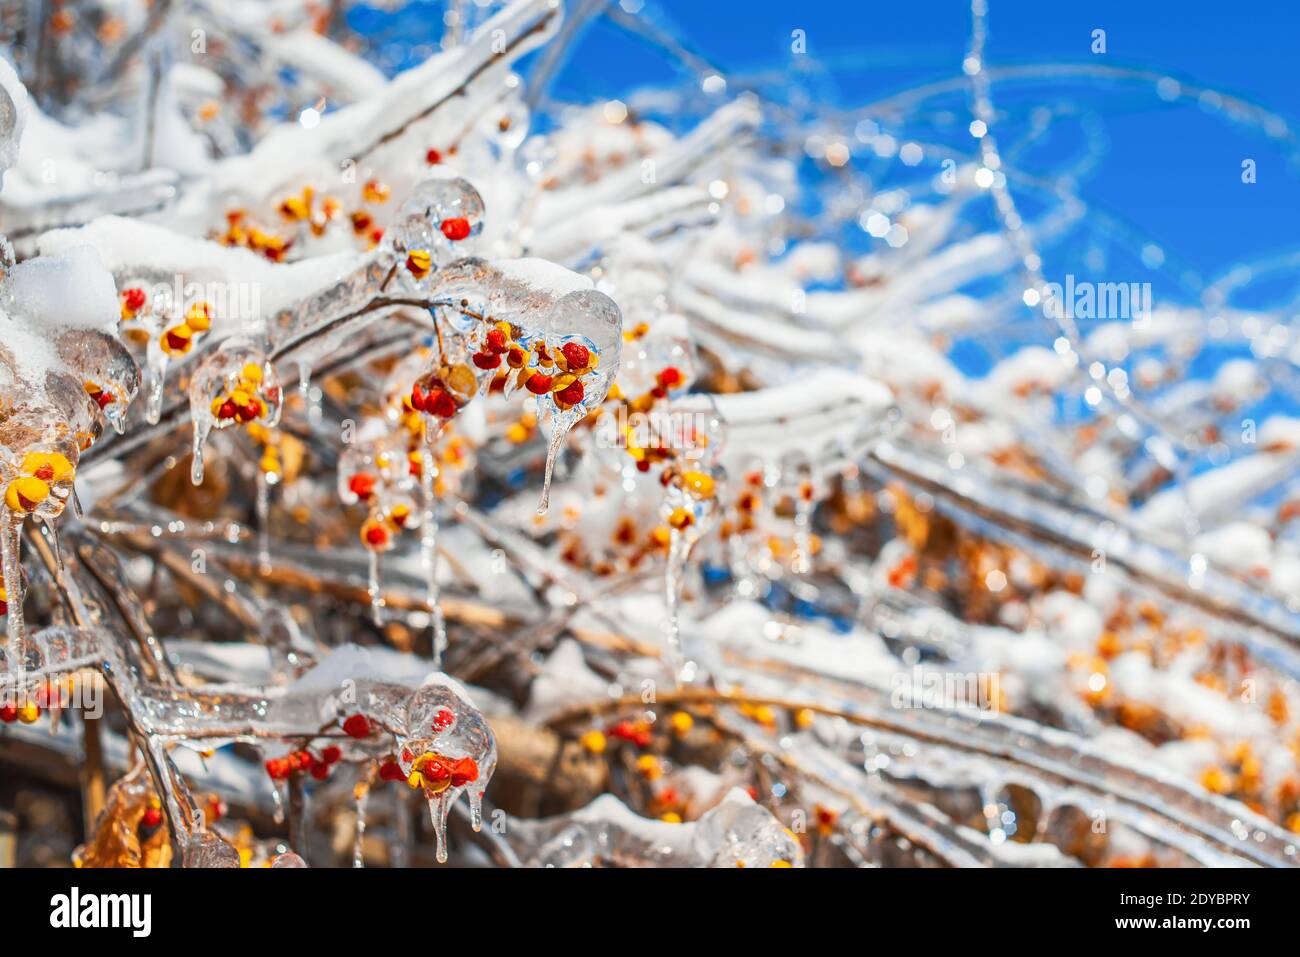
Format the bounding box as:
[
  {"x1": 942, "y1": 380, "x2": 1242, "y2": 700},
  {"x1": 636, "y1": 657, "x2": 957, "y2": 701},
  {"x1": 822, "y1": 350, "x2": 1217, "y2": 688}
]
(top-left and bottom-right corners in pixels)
[
  {"x1": 406, "y1": 249, "x2": 432, "y2": 277},
  {"x1": 279, "y1": 195, "x2": 310, "y2": 221},
  {"x1": 5, "y1": 476, "x2": 50, "y2": 513},
  {"x1": 161, "y1": 324, "x2": 194, "y2": 355},
  {"x1": 22, "y1": 451, "x2": 75, "y2": 483},
  {"x1": 185, "y1": 303, "x2": 212, "y2": 332},
  {"x1": 680, "y1": 470, "x2": 716, "y2": 499}
]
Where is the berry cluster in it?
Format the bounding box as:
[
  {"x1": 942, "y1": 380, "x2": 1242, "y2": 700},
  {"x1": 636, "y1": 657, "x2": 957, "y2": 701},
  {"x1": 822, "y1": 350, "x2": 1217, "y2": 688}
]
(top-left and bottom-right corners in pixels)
[
  {"x1": 4, "y1": 451, "x2": 75, "y2": 516},
  {"x1": 264, "y1": 745, "x2": 344, "y2": 782},
  {"x1": 209, "y1": 362, "x2": 277, "y2": 427}
]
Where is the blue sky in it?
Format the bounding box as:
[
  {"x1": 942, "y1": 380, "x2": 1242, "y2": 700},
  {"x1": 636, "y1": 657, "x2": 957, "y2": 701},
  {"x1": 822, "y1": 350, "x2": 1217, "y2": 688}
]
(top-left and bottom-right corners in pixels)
[{"x1": 549, "y1": 0, "x2": 1300, "y2": 305}]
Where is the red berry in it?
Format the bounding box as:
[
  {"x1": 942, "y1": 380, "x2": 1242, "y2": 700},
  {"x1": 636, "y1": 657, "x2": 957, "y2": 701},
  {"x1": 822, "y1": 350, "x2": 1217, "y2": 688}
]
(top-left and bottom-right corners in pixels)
[
  {"x1": 472, "y1": 351, "x2": 501, "y2": 370},
  {"x1": 659, "y1": 366, "x2": 683, "y2": 389},
  {"x1": 635, "y1": 460, "x2": 651, "y2": 473},
  {"x1": 378, "y1": 760, "x2": 405, "y2": 782},
  {"x1": 427, "y1": 388, "x2": 457, "y2": 418},
  {"x1": 165, "y1": 330, "x2": 189, "y2": 352},
  {"x1": 322, "y1": 745, "x2": 342, "y2": 764},
  {"x1": 440, "y1": 217, "x2": 471, "y2": 241},
  {"x1": 423, "y1": 757, "x2": 452, "y2": 785},
  {"x1": 348, "y1": 473, "x2": 376, "y2": 501},
  {"x1": 432, "y1": 708, "x2": 455, "y2": 732},
  {"x1": 240, "y1": 401, "x2": 261, "y2": 422},
  {"x1": 123, "y1": 288, "x2": 146, "y2": 311},
  {"x1": 561, "y1": 342, "x2": 590, "y2": 370},
  {"x1": 141, "y1": 807, "x2": 163, "y2": 828},
  {"x1": 425, "y1": 148, "x2": 442, "y2": 165},
  {"x1": 450, "y1": 757, "x2": 479, "y2": 787},
  {"x1": 0, "y1": 703, "x2": 16, "y2": 723},
  {"x1": 485, "y1": 328, "x2": 508, "y2": 354},
  {"x1": 410, "y1": 384, "x2": 428, "y2": 412},
  {"x1": 218, "y1": 399, "x2": 238, "y2": 421},
  {"x1": 342, "y1": 714, "x2": 372, "y2": 739},
  {"x1": 554, "y1": 379, "x2": 585, "y2": 407},
  {"x1": 364, "y1": 524, "x2": 389, "y2": 547},
  {"x1": 94, "y1": 390, "x2": 114, "y2": 409},
  {"x1": 310, "y1": 759, "x2": 329, "y2": 780},
  {"x1": 525, "y1": 373, "x2": 553, "y2": 395}
]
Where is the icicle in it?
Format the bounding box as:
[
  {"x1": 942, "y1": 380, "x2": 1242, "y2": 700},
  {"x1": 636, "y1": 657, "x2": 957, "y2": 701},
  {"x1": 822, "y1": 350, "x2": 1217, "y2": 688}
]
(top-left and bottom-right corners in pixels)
[
  {"x1": 419, "y1": 421, "x2": 448, "y2": 662},
  {"x1": 256, "y1": 469, "x2": 272, "y2": 574},
  {"x1": 537, "y1": 412, "x2": 572, "y2": 515},
  {"x1": 419, "y1": 455, "x2": 447, "y2": 668},
  {"x1": 1, "y1": 515, "x2": 24, "y2": 658},
  {"x1": 145, "y1": 352, "x2": 167, "y2": 425},
  {"x1": 190, "y1": 420, "x2": 210, "y2": 485},
  {"x1": 352, "y1": 781, "x2": 369, "y2": 868},
  {"x1": 38, "y1": 516, "x2": 64, "y2": 579},
  {"x1": 664, "y1": 525, "x2": 687, "y2": 685},
  {"x1": 469, "y1": 789, "x2": 484, "y2": 833},
  {"x1": 367, "y1": 548, "x2": 383, "y2": 626},
  {"x1": 270, "y1": 780, "x2": 285, "y2": 825},
  {"x1": 429, "y1": 792, "x2": 450, "y2": 864},
  {"x1": 392, "y1": 788, "x2": 410, "y2": 869},
  {"x1": 298, "y1": 360, "x2": 312, "y2": 397}
]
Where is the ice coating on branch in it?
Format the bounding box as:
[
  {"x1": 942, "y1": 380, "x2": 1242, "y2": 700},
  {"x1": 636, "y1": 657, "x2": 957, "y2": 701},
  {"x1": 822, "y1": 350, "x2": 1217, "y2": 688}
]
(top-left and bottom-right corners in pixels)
[
  {"x1": 187, "y1": 339, "x2": 283, "y2": 485},
  {"x1": 391, "y1": 177, "x2": 486, "y2": 271},
  {"x1": 512, "y1": 790, "x2": 802, "y2": 868},
  {"x1": 0, "y1": 235, "x2": 136, "y2": 654},
  {"x1": 692, "y1": 789, "x2": 805, "y2": 868},
  {"x1": 4, "y1": 0, "x2": 1300, "y2": 873},
  {"x1": 0, "y1": 54, "x2": 27, "y2": 181}
]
